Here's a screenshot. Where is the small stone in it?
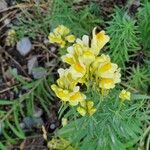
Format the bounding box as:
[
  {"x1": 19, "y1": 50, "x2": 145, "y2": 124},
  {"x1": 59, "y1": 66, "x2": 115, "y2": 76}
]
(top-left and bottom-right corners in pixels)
[
  {"x1": 20, "y1": 122, "x2": 25, "y2": 129},
  {"x1": 32, "y1": 67, "x2": 47, "y2": 79},
  {"x1": 33, "y1": 118, "x2": 44, "y2": 127},
  {"x1": 43, "y1": 39, "x2": 49, "y2": 44},
  {"x1": 0, "y1": 0, "x2": 7, "y2": 11},
  {"x1": 23, "y1": 117, "x2": 44, "y2": 128},
  {"x1": 27, "y1": 56, "x2": 38, "y2": 74},
  {"x1": 4, "y1": 19, "x2": 11, "y2": 25},
  {"x1": 33, "y1": 107, "x2": 43, "y2": 118},
  {"x1": 50, "y1": 123, "x2": 56, "y2": 130},
  {"x1": 17, "y1": 37, "x2": 32, "y2": 56},
  {"x1": 51, "y1": 46, "x2": 57, "y2": 53},
  {"x1": 23, "y1": 117, "x2": 34, "y2": 128}
]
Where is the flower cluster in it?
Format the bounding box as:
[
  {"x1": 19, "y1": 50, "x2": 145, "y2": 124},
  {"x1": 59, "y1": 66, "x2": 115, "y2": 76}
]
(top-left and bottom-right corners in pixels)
[
  {"x1": 6, "y1": 29, "x2": 17, "y2": 46},
  {"x1": 48, "y1": 25, "x2": 76, "y2": 48},
  {"x1": 119, "y1": 89, "x2": 131, "y2": 101},
  {"x1": 50, "y1": 25, "x2": 122, "y2": 116}
]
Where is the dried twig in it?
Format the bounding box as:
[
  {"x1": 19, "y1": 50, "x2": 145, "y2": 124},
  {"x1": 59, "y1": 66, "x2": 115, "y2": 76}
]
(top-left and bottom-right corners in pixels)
[
  {"x1": 0, "y1": 46, "x2": 30, "y2": 78},
  {"x1": 0, "y1": 3, "x2": 48, "y2": 13}
]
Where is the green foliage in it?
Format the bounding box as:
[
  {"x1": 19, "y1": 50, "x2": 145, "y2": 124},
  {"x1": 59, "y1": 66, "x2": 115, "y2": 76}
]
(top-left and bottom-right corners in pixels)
[
  {"x1": 0, "y1": 69, "x2": 54, "y2": 147},
  {"x1": 138, "y1": 1, "x2": 150, "y2": 52},
  {"x1": 107, "y1": 8, "x2": 139, "y2": 69},
  {"x1": 50, "y1": 0, "x2": 102, "y2": 37},
  {"x1": 14, "y1": 0, "x2": 102, "y2": 39},
  {"x1": 13, "y1": 5, "x2": 51, "y2": 39},
  {"x1": 127, "y1": 63, "x2": 150, "y2": 92},
  {"x1": 56, "y1": 89, "x2": 149, "y2": 150}
]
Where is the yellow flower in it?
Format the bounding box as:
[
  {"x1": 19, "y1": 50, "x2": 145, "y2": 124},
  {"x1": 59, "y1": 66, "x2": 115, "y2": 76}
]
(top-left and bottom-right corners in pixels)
[
  {"x1": 91, "y1": 54, "x2": 121, "y2": 90},
  {"x1": 48, "y1": 138, "x2": 75, "y2": 150},
  {"x1": 79, "y1": 50, "x2": 95, "y2": 65},
  {"x1": 48, "y1": 25, "x2": 76, "y2": 48},
  {"x1": 92, "y1": 54, "x2": 111, "y2": 73},
  {"x1": 62, "y1": 118, "x2": 68, "y2": 127},
  {"x1": 6, "y1": 29, "x2": 17, "y2": 46},
  {"x1": 69, "y1": 91, "x2": 86, "y2": 106},
  {"x1": 119, "y1": 90, "x2": 131, "y2": 101},
  {"x1": 54, "y1": 25, "x2": 70, "y2": 36},
  {"x1": 77, "y1": 100, "x2": 96, "y2": 116},
  {"x1": 51, "y1": 68, "x2": 86, "y2": 106},
  {"x1": 51, "y1": 84, "x2": 70, "y2": 102},
  {"x1": 76, "y1": 35, "x2": 90, "y2": 46},
  {"x1": 65, "y1": 35, "x2": 76, "y2": 43},
  {"x1": 91, "y1": 28, "x2": 110, "y2": 56},
  {"x1": 57, "y1": 68, "x2": 78, "y2": 90},
  {"x1": 99, "y1": 78, "x2": 115, "y2": 89},
  {"x1": 76, "y1": 28, "x2": 110, "y2": 57},
  {"x1": 62, "y1": 43, "x2": 95, "y2": 78},
  {"x1": 48, "y1": 33, "x2": 66, "y2": 48}
]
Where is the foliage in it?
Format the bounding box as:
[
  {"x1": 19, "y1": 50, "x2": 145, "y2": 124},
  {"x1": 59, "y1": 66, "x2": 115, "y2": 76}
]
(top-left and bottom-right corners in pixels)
[
  {"x1": 13, "y1": 4, "x2": 51, "y2": 39},
  {"x1": 48, "y1": 25, "x2": 150, "y2": 150},
  {"x1": 137, "y1": 1, "x2": 150, "y2": 52},
  {"x1": 50, "y1": 0, "x2": 102, "y2": 37},
  {"x1": 0, "y1": 69, "x2": 54, "y2": 149},
  {"x1": 127, "y1": 63, "x2": 150, "y2": 92},
  {"x1": 107, "y1": 8, "x2": 139, "y2": 69},
  {"x1": 13, "y1": 0, "x2": 102, "y2": 40},
  {"x1": 56, "y1": 90, "x2": 149, "y2": 150}
]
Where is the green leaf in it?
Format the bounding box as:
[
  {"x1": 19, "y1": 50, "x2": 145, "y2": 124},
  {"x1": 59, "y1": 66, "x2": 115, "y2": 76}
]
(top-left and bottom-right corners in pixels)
[
  {"x1": 6, "y1": 120, "x2": 25, "y2": 139},
  {"x1": 13, "y1": 106, "x2": 25, "y2": 138},
  {"x1": 0, "y1": 142, "x2": 7, "y2": 150},
  {"x1": 0, "y1": 100, "x2": 14, "y2": 105},
  {"x1": 132, "y1": 94, "x2": 150, "y2": 100}
]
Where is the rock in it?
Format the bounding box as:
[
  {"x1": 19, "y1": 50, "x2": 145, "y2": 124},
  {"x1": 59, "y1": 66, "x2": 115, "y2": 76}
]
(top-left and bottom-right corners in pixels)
[
  {"x1": 43, "y1": 38, "x2": 49, "y2": 44},
  {"x1": 27, "y1": 56, "x2": 38, "y2": 74},
  {"x1": 0, "y1": 0, "x2": 7, "y2": 11},
  {"x1": 33, "y1": 118, "x2": 44, "y2": 127},
  {"x1": 20, "y1": 122, "x2": 25, "y2": 129},
  {"x1": 17, "y1": 37, "x2": 32, "y2": 56},
  {"x1": 32, "y1": 67, "x2": 47, "y2": 79},
  {"x1": 51, "y1": 46, "x2": 57, "y2": 53},
  {"x1": 23, "y1": 117, "x2": 44, "y2": 128},
  {"x1": 50, "y1": 123, "x2": 56, "y2": 130},
  {"x1": 4, "y1": 18, "x2": 11, "y2": 26},
  {"x1": 33, "y1": 107, "x2": 43, "y2": 118},
  {"x1": 23, "y1": 117, "x2": 34, "y2": 129}
]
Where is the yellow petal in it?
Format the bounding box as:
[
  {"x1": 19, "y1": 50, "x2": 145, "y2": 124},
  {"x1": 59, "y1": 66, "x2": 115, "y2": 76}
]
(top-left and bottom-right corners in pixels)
[
  {"x1": 99, "y1": 78, "x2": 115, "y2": 89},
  {"x1": 51, "y1": 84, "x2": 69, "y2": 101},
  {"x1": 73, "y1": 63, "x2": 86, "y2": 75},
  {"x1": 65, "y1": 35, "x2": 76, "y2": 43},
  {"x1": 77, "y1": 107, "x2": 86, "y2": 116},
  {"x1": 81, "y1": 50, "x2": 95, "y2": 65},
  {"x1": 62, "y1": 54, "x2": 75, "y2": 65},
  {"x1": 69, "y1": 92, "x2": 85, "y2": 106},
  {"x1": 89, "y1": 108, "x2": 96, "y2": 116},
  {"x1": 62, "y1": 118, "x2": 68, "y2": 127},
  {"x1": 87, "y1": 101, "x2": 94, "y2": 110},
  {"x1": 119, "y1": 90, "x2": 131, "y2": 101},
  {"x1": 48, "y1": 33, "x2": 62, "y2": 44},
  {"x1": 54, "y1": 25, "x2": 70, "y2": 35},
  {"x1": 98, "y1": 63, "x2": 112, "y2": 73},
  {"x1": 91, "y1": 28, "x2": 110, "y2": 56}
]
